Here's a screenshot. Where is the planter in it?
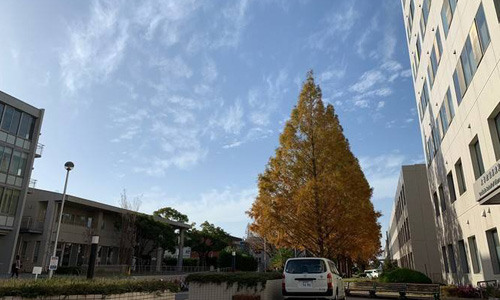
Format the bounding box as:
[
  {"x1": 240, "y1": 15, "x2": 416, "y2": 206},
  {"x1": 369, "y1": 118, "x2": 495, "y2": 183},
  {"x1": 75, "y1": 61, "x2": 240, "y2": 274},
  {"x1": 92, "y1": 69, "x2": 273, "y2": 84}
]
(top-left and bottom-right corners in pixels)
[{"x1": 189, "y1": 279, "x2": 282, "y2": 300}]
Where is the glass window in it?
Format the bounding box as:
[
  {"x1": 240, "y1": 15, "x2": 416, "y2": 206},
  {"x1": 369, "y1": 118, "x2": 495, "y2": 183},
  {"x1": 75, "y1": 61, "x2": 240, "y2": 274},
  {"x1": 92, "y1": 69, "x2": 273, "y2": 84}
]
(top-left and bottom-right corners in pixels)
[
  {"x1": 285, "y1": 259, "x2": 326, "y2": 274},
  {"x1": 432, "y1": 127, "x2": 441, "y2": 153},
  {"x1": 441, "y1": 0, "x2": 457, "y2": 37},
  {"x1": 447, "y1": 171, "x2": 457, "y2": 203},
  {"x1": 454, "y1": 62, "x2": 467, "y2": 103},
  {"x1": 458, "y1": 240, "x2": 470, "y2": 273},
  {"x1": 440, "y1": 107, "x2": 448, "y2": 137},
  {"x1": 416, "y1": 36, "x2": 422, "y2": 67},
  {"x1": 433, "y1": 192, "x2": 440, "y2": 217},
  {"x1": 461, "y1": 40, "x2": 474, "y2": 86},
  {"x1": 468, "y1": 236, "x2": 481, "y2": 273},
  {"x1": 8, "y1": 190, "x2": 20, "y2": 216},
  {"x1": 0, "y1": 146, "x2": 12, "y2": 174},
  {"x1": 18, "y1": 113, "x2": 34, "y2": 140},
  {"x1": 455, "y1": 159, "x2": 467, "y2": 195},
  {"x1": 435, "y1": 28, "x2": 443, "y2": 62},
  {"x1": 409, "y1": 0, "x2": 415, "y2": 30},
  {"x1": 448, "y1": 244, "x2": 457, "y2": 273},
  {"x1": 446, "y1": 89, "x2": 455, "y2": 122},
  {"x1": 476, "y1": 4, "x2": 491, "y2": 53},
  {"x1": 495, "y1": 0, "x2": 500, "y2": 23},
  {"x1": 33, "y1": 241, "x2": 41, "y2": 263},
  {"x1": 442, "y1": 246, "x2": 450, "y2": 273},
  {"x1": 471, "y1": 139, "x2": 485, "y2": 179},
  {"x1": 428, "y1": 65, "x2": 435, "y2": 87},
  {"x1": 8, "y1": 151, "x2": 21, "y2": 176},
  {"x1": 486, "y1": 229, "x2": 500, "y2": 274},
  {"x1": 0, "y1": 189, "x2": 12, "y2": 215},
  {"x1": 439, "y1": 185, "x2": 447, "y2": 212},
  {"x1": 0, "y1": 103, "x2": 4, "y2": 125},
  {"x1": 469, "y1": 22, "x2": 483, "y2": 72},
  {"x1": 1, "y1": 107, "x2": 22, "y2": 135}
]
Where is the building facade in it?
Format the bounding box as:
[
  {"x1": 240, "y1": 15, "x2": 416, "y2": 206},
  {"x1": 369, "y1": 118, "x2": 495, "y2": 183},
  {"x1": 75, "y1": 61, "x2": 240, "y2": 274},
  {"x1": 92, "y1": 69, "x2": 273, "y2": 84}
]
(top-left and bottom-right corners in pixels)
[
  {"x1": 388, "y1": 165, "x2": 442, "y2": 283},
  {"x1": 402, "y1": 0, "x2": 500, "y2": 284},
  {"x1": 18, "y1": 188, "x2": 190, "y2": 273},
  {"x1": 0, "y1": 91, "x2": 43, "y2": 274}
]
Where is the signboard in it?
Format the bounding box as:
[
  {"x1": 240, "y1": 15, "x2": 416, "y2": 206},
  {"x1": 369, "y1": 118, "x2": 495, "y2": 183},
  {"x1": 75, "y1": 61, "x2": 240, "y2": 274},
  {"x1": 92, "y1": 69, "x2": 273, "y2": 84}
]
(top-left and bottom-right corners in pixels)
[
  {"x1": 474, "y1": 160, "x2": 500, "y2": 203},
  {"x1": 32, "y1": 266, "x2": 42, "y2": 275},
  {"x1": 49, "y1": 256, "x2": 59, "y2": 271}
]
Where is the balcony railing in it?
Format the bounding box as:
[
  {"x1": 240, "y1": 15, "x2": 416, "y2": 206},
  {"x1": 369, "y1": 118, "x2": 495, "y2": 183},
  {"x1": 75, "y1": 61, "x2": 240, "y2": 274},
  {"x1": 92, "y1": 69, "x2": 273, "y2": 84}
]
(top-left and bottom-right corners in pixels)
[
  {"x1": 20, "y1": 216, "x2": 44, "y2": 234},
  {"x1": 35, "y1": 143, "x2": 44, "y2": 158}
]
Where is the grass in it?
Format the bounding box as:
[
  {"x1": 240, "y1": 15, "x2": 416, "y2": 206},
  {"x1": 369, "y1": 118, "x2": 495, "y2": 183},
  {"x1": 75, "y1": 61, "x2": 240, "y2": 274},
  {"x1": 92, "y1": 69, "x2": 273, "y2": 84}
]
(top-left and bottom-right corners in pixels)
[{"x1": 0, "y1": 277, "x2": 179, "y2": 298}]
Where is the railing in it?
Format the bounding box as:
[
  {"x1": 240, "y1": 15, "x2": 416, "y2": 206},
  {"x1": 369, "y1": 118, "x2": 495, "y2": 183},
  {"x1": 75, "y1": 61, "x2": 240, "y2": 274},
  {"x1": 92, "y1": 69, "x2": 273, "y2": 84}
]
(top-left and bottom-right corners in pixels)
[
  {"x1": 20, "y1": 216, "x2": 44, "y2": 233},
  {"x1": 29, "y1": 179, "x2": 37, "y2": 189},
  {"x1": 132, "y1": 264, "x2": 232, "y2": 275},
  {"x1": 35, "y1": 143, "x2": 44, "y2": 158}
]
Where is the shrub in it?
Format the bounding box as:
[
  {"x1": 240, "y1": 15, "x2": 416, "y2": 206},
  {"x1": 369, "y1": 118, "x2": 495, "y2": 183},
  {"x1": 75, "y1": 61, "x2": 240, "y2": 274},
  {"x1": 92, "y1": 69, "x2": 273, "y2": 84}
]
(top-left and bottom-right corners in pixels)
[
  {"x1": 378, "y1": 268, "x2": 432, "y2": 284},
  {"x1": 54, "y1": 266, "x2": 82, "y2": 275},
  {"x1": 186, "y1": 272, "x2": 282, "y2": 290},
  {"x1": 442, "y1": 285, "x2": 479, "y2": 298},
  {"x1": 163, "y1": 258, "x2": 199, "y2": 266},
  {"x1": 0, "y1": 278, "x2": 179, "y2": 298}
]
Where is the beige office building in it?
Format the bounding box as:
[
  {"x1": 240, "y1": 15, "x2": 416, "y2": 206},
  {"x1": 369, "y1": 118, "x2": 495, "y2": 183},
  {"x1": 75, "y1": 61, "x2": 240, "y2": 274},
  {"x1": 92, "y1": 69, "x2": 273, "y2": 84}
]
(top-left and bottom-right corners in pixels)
[
  {"x1": 0, "y1": 91, "x2": 43, "y2": 275},
  {"x1": 388, "y1": 165, "x2": 442, "y2": 283},
  {"x1": 402, "y1": 0, "x2": 500, "y2": 285}
]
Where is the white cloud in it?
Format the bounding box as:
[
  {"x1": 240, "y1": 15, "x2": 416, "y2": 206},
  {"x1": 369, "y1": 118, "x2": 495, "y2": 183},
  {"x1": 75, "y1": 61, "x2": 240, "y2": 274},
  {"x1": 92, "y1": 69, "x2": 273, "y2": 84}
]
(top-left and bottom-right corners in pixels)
[
  {"x1": 354, "y1": 100, "x2": 369, "y2": 108},
  {"x1": 211, "y1": 0, "x2": 250, "y2": 49},
  {"x1": 211, "y1": 101, "x2": 245, "y2": 135},
  {"x1": 320, "y1": 67, "x2": 346, "y2": 82},
  {"x1": 248, "y1": 70, "x2": 289, "y2": 126},
  {"x1": 359, "y1": 153, "x2": 406, "y2": 201},
  {"x1": 350, "y1": 70, "x2": 385, "y2": 93},
  {"x1": 60, "y1": 1, "x2": 129, "y2": 93},
  {"x1": 377, "y1": 101, "x2": 385, "y2": 110},
  {"x1": 400, "y1": 69, "x2": 412, "y2": 78}
]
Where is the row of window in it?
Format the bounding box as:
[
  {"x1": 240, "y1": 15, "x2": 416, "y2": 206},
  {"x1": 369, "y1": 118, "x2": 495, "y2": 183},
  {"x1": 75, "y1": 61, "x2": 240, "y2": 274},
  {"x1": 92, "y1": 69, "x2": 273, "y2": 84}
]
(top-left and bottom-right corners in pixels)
[
  {"x1": 400, "y1": 252, "x2": 415, "y2": 270},
  {"x1": 442, "y1": 229, "x2": 500, "y2": 275},
  {"x1": 395, "y1": 184, "x2": 407, "y2": 223},
  {"x1": 398, "y1": 217, "x2": 411, "y2": 247},
  {"x1": 60, "y1": 213, "x2": 94, "y2": 228},
  {"x1": 0, "y1": 187, "x2": 21, "y2": 217},
  {"x1": 0, "y1": 146, "x2": 28, "y2": 178},
  {"x1": 424, "y1": 4, "x2": 491, "y2": 166},
  {"x1": 0, "y1": 103, "x2": 36, "y2": 141}
]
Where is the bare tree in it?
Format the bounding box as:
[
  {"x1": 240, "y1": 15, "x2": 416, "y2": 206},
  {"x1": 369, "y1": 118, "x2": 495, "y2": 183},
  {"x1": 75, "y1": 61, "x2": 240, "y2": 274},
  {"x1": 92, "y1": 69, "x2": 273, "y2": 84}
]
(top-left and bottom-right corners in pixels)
[{"x1": 117, "y1": 189, "x2": 142, "y2": 266}]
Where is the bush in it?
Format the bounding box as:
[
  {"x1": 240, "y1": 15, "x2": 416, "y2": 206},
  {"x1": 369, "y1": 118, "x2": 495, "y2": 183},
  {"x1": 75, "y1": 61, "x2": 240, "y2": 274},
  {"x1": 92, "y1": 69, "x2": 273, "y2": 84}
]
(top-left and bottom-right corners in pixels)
[
  {"x1": 442, "y1": 285, "x2": 480, "y2": 298},
  {"x1": 186, "y1": 272, "x2": 282, "y2": 290},
  {"x1": 219, "y1": 250, "x2": 258, "y2": 271},
  {"x1": 0, "y1": 278, "x2": 179, "y2": 298},
  {"x1": 378, "y1": 268, "x2": 432, "y2": 284},
  {"x1": 163, "y1": 258, "x2": 199, "y2": 266}
]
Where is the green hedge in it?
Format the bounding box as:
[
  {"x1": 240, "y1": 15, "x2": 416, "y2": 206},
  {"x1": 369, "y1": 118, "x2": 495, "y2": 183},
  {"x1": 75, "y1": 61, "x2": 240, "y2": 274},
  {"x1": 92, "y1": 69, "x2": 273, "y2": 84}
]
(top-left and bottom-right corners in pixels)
[
  {"x1": 186, "y1": 272, "x2": 282, "y2": 290},
  {"x1": 379, "y1": 268, "x2": 432, "y2": 284},
  {"x1": 0, "y1": 278, "x2": 179, "y2": 298}
]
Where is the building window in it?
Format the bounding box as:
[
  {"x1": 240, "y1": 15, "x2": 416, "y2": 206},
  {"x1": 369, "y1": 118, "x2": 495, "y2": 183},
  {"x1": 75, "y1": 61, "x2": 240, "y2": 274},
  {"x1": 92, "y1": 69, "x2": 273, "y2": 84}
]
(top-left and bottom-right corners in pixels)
[
  {"x1": 458, "y1": 240, "x2": 470, "y2": 273},
  {"x1": 439, "y1": 185, "x2": 447, "y2": 213},
  {"x1": 448, "y1": 244, "x2": 457, "y2": 273},
  {"x1": 0, "y1": 189, "x2": 20, "y2": 217},
  {"x1": 453, "y1": 4, "x2": 491, "y2": 103},
  {"x1": 491, "y1": 111, "x2": 500, "y2": 160},
  {"x1": 21, "y1": 241, "x2": 28, "y2": 259},
  {"x1": 0, "y1": 146, "x2": 12, "y2": 174},
  {"x1": 441, "y1": 0, "x2": 457, "y2": 37},
  {"x1": 442, "y1": 246, "x2": 450, "y2": 273},
  {"x1": 470, "y1": 138, "x2": 485, "y2": 180},
  {"x1": 0, "y1": 106, "x2": 21, "y2": 135},
  {"x1": 415, "y1": 35, "x2": 422, "y2": 67},
  {"x1": 455, "y1": 159, "x2": 467, "y2": 195},
  {"x1": 33, "y1": 241, "x2": 41, "y2": 263},
  {"x1": 468, "y1": 236, "x2": 481, "y2": 273},
  {"x1": 447, "y1": 171, "x2": 457, "y2": 203},
  {"x1": 9, "y1": 151, "x2": 27, "y2": 177},
  {"x1": 486, "y1": 228, "x2": 500, "y2": 274},
  {"x1": 433, "y1": 192, "x2": 440, "y2": 217},
  {"x1": 17, "y1": 113, "x2": 35, "y2": 140},
  {"x1": 429, "y1": 28, "x2": 444, "y2": 87},
  {"x1": 419, "y1": 80, "x2": 430, "y2": 120},
  {"x1": 409, "y1": 0, "x2": 415, "y2": 31},
  {"x1": 495, "y1": 0, "x2": 500, "y2": 23}
]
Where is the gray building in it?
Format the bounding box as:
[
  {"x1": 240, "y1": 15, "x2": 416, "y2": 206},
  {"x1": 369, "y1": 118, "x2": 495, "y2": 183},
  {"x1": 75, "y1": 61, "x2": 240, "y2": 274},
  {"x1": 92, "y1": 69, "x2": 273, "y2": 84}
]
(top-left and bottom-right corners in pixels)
[
  {"x1": 0, "y1": 91, "x2": 43, "y2": 275},
  {"x1": 18, "y1": 188, "x2": 190, "y2": 273},
  {"x1": 388, "y1": 165, "x2": 442, "y2": 283}
]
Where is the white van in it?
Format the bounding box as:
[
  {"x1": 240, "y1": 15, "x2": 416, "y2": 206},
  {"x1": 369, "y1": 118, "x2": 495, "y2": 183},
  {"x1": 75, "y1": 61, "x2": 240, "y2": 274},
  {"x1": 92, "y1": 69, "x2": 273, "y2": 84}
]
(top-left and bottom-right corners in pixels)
[
  {"x1": 364, "y1": 269, "x2": 379, "y2": 278},
  {"x1": 282, "y1": 257, "x2": 345, "y2": 300}
]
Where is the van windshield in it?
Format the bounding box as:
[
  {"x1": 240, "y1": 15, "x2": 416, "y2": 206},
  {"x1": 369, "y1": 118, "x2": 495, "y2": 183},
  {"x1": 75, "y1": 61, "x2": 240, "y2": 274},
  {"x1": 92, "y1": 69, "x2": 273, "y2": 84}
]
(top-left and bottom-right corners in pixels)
[{"x1": 285, "y1": 259, "x2": 326, "y2": 274}]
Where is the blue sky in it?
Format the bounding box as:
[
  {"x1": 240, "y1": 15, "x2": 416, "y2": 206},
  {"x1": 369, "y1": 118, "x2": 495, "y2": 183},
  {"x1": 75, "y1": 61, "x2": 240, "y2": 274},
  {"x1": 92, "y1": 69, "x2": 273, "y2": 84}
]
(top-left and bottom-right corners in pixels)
[{"x1": 0, "y1": 0, "x2": 424, "y2": 239}]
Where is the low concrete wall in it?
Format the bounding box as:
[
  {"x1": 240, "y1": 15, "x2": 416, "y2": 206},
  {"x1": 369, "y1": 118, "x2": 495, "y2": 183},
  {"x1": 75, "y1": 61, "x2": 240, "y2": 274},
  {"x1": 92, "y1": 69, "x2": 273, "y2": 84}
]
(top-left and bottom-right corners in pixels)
[
  {"x1": 189, "y1": 279, "x2": 283, "y2": 300},
  {"x1": 0, "y1": 292, "x2": 175, "y2": 300}
]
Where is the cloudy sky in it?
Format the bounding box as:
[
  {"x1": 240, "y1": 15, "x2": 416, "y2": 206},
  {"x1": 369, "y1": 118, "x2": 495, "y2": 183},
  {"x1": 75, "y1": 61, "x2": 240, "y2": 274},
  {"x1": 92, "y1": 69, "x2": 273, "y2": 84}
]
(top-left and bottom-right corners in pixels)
[{"x1": 0, "y1": 0, "x2": 423, "y2": 239}]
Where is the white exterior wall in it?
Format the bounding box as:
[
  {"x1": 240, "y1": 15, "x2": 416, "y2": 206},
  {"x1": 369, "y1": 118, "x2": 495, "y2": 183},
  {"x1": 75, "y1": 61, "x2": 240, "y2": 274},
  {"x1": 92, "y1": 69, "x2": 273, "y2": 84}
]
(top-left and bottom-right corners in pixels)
[{"x1": 402, "y1": 0, "x2": 500, "y2": 285}]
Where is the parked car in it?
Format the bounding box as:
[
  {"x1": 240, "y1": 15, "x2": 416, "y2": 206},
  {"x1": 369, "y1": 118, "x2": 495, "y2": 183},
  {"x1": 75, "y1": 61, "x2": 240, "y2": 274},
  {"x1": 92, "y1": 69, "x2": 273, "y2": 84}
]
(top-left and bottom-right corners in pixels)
[
  {"x1": 282, "y1": 257, "x2": 345, "y2": 300},
  {"x1": 364, "y1": 269, "x2": 379, "y2": 278}
]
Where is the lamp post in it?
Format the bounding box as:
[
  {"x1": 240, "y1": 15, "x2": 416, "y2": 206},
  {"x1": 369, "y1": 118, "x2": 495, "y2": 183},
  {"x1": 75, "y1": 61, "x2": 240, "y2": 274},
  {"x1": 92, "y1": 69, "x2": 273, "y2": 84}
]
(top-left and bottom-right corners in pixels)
[
  {"x1": 232, "y1": 251, "x2": 236, "y2": 272},
  {"x1": 48, "y1": 161, "x2": 74, "y2": 279}
]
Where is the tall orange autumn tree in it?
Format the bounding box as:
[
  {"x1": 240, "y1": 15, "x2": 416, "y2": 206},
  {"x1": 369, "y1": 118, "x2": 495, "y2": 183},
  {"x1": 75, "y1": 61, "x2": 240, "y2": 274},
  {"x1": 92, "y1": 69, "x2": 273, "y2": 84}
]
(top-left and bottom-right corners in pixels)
[{"x1": 248, "y1": 71, "x2": 381, "y2": 270}]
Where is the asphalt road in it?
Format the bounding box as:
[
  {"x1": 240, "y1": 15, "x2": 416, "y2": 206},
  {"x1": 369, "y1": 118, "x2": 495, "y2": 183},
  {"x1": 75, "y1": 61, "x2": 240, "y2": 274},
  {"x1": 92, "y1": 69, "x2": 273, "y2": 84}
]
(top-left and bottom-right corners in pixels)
[{"x1": 174, "y1": 293, "x2": 394, "y2": 300}]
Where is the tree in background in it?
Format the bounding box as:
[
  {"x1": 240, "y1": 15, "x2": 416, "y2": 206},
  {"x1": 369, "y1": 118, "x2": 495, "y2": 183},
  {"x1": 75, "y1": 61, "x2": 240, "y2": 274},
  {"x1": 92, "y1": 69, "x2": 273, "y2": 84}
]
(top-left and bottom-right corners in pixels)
[
  {"x1": 135, "y1": 215, "x2": 177, "y2": 258},
  {"x1": 271, "y1": 248, "x2": 294, "y2": 271},
  {"x1": 248, "y1": 71, "x2": 381, "y2": 269},
  {"x1": 117, "y1": 189, "x2": 142, "y2": 265},
  {"x1": 187, "y1": 221, "x2": 232, "y2": 267},
  {"x1": 153, "y1": 207, "x2": 189, "y2": 223}
]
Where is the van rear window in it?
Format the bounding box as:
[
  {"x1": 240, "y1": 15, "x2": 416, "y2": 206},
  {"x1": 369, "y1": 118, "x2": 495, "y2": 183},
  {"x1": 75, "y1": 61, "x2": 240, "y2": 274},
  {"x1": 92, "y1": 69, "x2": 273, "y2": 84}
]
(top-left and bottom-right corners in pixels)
[{"x1": 285, "y1": 259, "x2": 326, "y2": 274}]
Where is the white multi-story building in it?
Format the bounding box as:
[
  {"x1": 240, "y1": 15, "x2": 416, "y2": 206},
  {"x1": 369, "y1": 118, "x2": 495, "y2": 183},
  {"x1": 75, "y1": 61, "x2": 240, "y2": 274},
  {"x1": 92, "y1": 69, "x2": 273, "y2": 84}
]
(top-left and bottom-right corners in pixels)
[
  {"x1": 402, "y1": 0, "x2": 500, "y2": 285},
  {"x1": 388, "y1": 165, "x2": 442, "y2": 283}
]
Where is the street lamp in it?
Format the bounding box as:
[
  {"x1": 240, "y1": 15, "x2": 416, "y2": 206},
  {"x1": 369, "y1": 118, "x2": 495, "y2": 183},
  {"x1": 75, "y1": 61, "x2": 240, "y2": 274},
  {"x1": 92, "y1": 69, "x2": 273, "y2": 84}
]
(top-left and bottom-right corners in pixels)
[{"x1": 48, "y1": 161, "x2": 74, "y2": 279}]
